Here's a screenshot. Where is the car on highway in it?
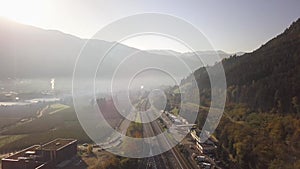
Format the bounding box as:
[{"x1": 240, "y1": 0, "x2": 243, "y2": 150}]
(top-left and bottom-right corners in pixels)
[
  {"x1": 200, "y1": 162, "x2": 211, "y2": 169},
  {"x1": 194, "y1": 155, "x2": 206, "y2": 163}
]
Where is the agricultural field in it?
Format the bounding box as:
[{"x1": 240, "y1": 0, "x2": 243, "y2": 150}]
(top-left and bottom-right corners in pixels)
[
  {"x1": 0, "y1": 103, "x2": 49, "y2": 129},
  {"x1": 0, "y1": 104, "x2": 91, "y2": 154}
]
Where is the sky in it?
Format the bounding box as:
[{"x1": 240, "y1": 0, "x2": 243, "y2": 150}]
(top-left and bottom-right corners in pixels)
[{"x1": 0, "y1": 0, "x2": 299, "y2": 53}]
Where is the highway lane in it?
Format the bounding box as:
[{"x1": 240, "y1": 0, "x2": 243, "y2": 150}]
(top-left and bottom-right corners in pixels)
[
  {"x1": 142, "y1": 110, "x2": 191, "y2": 169},
  {"x1": 150, "y1": 119, "x2": 192, "y2": 169},
  {"x1": 141, "y1": 112, "x2": 167, "y2": 169},
  {"x1": 137, "y1": 97, "x2": 194, "y2": 169}
]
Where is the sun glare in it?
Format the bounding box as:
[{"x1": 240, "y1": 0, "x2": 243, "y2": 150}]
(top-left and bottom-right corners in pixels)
[
  {"x1": 121, "y1": 34, "x2": 191, "y2": 53},
  {"x1": 0, "y1": 0, "x2": 52, "y2": 25}
]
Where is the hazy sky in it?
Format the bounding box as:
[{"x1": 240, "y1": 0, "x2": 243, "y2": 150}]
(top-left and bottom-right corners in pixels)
[{"x1": 0, "y1": 0, "x2": 299, "y2": 53}]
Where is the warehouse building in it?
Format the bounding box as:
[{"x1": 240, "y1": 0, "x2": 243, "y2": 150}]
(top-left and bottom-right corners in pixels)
[{"x1": 1, "y1": 138, "x2": 77, "y2": 169}]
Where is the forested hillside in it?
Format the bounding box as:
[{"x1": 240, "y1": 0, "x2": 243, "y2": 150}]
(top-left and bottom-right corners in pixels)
[
  {"x1": 181, "y1": 18, "x2": 300, "y2": 169},
  {"x1": 186, "y1": 18, "x2": 300, "y2": 114}
]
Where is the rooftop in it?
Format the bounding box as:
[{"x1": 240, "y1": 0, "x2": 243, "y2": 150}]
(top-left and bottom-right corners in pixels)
[
  {"x1": 3, "y1": 145, "x2": 41, "y2": 160},
  {"x1": 3, "y1": 138, "x2": 77, "y2": 161},
  {"x1": 41, "y1": 138, "x2": 77, "y2": 151}
]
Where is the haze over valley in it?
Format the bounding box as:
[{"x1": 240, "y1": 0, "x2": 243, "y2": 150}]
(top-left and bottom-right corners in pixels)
[{"x1": 0, "y1": 1, "x2": 300, "y2": 169}]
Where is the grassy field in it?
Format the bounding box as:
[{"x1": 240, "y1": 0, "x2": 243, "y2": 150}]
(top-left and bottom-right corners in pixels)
[
  {"x1": 0, "y1": 104, "x2": 92, "y2": 154},
  {"x1": 0, "y1": 103, "x2": 49, "y2": 129},
  {"x1": 0, "y1": 102, "x2": 141, "y2": 169},
  {"x1": 0, "y1": 135, "x2": 27, "y2": 150},
  {"x1": 48, "y1": 103, "x2": 69, "y2": 114}
]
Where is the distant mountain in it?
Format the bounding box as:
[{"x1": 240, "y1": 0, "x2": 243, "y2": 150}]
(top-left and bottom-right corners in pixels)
[
  {"x1": 147, "y1": 50, "x2": 246, "y2": 72},
  {"x1": 184, "y1": 18, "x2": 300, "y2": 113},
  {"x1": 0, "y1": 17, "x2": 119, "y2": 79},
  {"x1": 0, "y1": 18, "x2": 232, "y2": 82},
  {"x1": 146, "y1": 50, "x2": 182, "y2": 56},
  {"x1": 147, "y1": 50, "x2": 244, "y2": 64},
  {"x1": 147, "y1": 49, "x2": 243, "y2": 57},
  {"x1": 180, "y1": 50, "x2": 232, "y2": 67}
]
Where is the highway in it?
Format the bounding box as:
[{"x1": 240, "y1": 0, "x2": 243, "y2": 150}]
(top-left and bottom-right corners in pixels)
[
  {"x1": 142, "y1": 122, "x2": 168, "y2": 169},
  {"x1": 150, "y1": 119, "x2": 192, "y2": 169},
  {"x1": 137, "y1": 97, "x2": 192, "y2": 169},
  {"x1": 113, "y1": 94, "x2": 194, "y2": 169}
]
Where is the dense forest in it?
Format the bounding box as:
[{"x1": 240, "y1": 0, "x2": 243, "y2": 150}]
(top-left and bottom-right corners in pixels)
[{"x1": 181, "y1": 18, "x2": 300, "y2": 168}]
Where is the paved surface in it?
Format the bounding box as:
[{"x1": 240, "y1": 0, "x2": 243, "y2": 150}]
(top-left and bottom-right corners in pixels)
[{"x1": 138, "y1": 112, "x2": 192, "y2": 169}]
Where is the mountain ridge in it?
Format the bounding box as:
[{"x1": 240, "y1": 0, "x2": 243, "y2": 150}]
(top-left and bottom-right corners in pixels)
[
  {"x1": 185, "y1": 18, "x2": 300, "y2": 113},
  {"x1": 0, "y1": 18, "x2": 232, "y2": 80}
]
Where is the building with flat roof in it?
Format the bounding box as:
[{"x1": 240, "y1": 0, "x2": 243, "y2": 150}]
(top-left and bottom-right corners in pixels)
[{"x1": 1, "y1": 138, "x2": 77, "y2": 169}]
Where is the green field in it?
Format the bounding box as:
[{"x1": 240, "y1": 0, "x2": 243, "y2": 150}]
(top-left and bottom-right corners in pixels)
[
  {"x1": 0, "y1": 135, "x2": 27, "y2": 149},
  {"x1": 0, "y1": 104, "x2": 92, "y2": 154}
]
